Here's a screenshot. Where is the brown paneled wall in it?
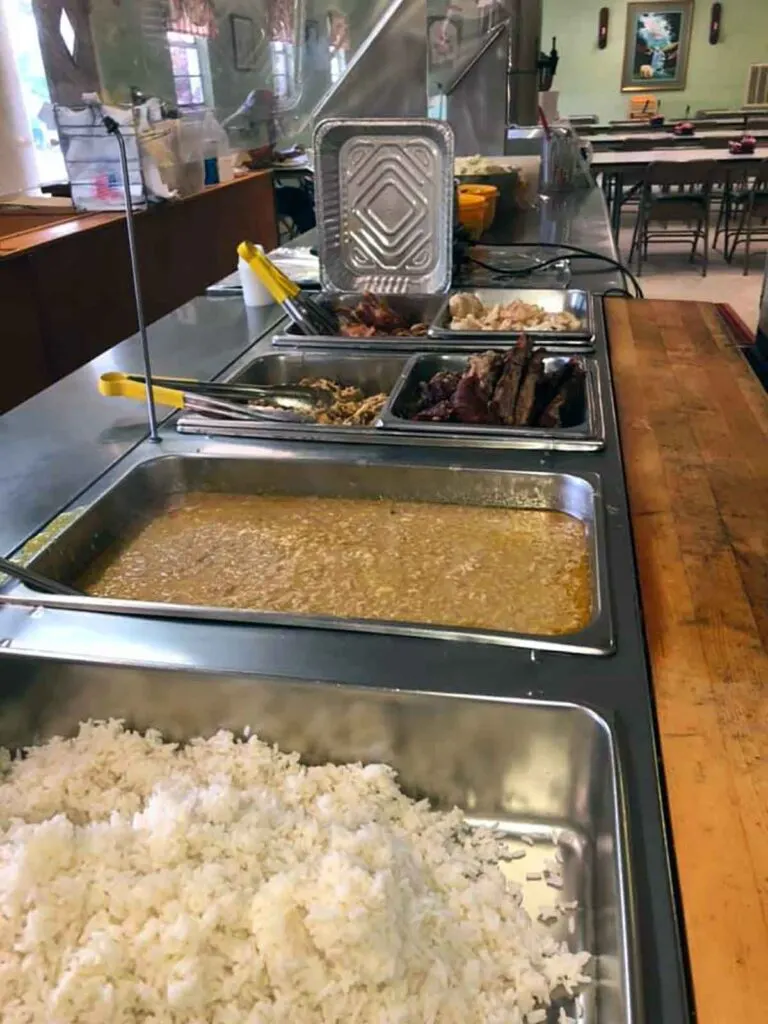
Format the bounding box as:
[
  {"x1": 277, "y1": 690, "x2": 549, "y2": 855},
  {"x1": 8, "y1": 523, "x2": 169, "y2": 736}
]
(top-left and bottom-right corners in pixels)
[{"x1": 0, "y1": 172, "x2": 277, "y2": 414}]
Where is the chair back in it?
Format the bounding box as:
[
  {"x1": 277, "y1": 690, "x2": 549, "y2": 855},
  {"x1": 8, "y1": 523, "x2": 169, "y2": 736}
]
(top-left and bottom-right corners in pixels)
[
  {"x1": 750, "y1": 158, "x2": 768, "y2": 192},
  {"x1": 748, "y1": 158, "x2": 768, "y2": 217},
  {"x1": 610, "y1": 138, "x2": 656, "y2": 152},
  {"x1": 643, "y1": 159, "x2": 717, "y2": 189}
]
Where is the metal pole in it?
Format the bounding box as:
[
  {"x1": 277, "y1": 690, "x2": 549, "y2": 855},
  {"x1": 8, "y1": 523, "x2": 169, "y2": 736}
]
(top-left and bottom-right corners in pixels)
[{"x1": 103, "y1": 115, "x2": 160, "y2": 443}]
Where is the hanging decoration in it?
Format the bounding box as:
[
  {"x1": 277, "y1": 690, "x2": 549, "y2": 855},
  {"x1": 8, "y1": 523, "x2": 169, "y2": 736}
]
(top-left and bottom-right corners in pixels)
[
  {"x1": 168, "y1": 0, "x2": 217, "y2": 38},
  {"x1": 598, "y1": 7, "x2": 609, "y2": 49},
  {"x1": 267, "y1": 0, "x2": 296, "y2": 43},
  {"x1": 327, "y1": 9, "x2": 349, "y2": 52},
  {"x1": 709, "y1": 2, "x2": 722, "y2": 44}
]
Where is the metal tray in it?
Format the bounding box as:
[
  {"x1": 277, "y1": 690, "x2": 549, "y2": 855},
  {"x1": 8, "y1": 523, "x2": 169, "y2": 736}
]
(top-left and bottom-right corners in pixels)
[
  {"x1": 382, "y1": 352, "x2": 605, "y2": 451},
  {"x1": 429, "y1": 288, "x2": 596, "y2": 344},
  {"x1": 314, "y1": 119, "x2": 455, "y2": 294},
  {"x1": 0, "y1": 662, "x2": 637, "y2": 1024},
  {"x1": 272, "y1": 292, "x2": 446, "y2": 350},
  {"x1": 20, "y1": 454, "x2": 613, "y2": 654},
  {"x1": 177, "y1": 350, "x2": 408, "y2": 444}
]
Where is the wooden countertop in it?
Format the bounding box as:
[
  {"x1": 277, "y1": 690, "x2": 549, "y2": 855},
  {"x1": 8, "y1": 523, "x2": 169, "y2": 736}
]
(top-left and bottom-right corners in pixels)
[
  {"x1": 605, "y1": 297, "x2": 768, "y2": 1024},
  {"x1": 0, "y1": 172, "x2": 270, "y2": 257}
]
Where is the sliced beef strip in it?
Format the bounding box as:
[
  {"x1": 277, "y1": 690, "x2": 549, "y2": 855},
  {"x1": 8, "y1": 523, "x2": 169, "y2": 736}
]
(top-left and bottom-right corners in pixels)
[
  {"x1": 413, "y1": 398, "x2": 455, "y2": 422},
  {"x1": 490, "y1": 337, "x2": 533, "y2": 425},
  {"x1": 513, "y1": 350, "x2": 546, "y2": 426},
  {"x1": 559, "y1": 364, "x2": 587, "y2": 428},
  {"x1": 529, "y1": 359, "x2": 577, "y2": 425},
  {"x1": 538, "y1": 392, "x2": 566, "y2": 429},
  {"x1": 467, "y1": 350, "x2": 504, "y2": 401},
  {"x1": 451, "y1": 350, "x2": 503, "y2": 424},
  {"x1": 411, "y1": 370, "x2": 461, "y2": 418},
  {"x1": 535, "y1": 362, "x2": 586, "y2": 428}
]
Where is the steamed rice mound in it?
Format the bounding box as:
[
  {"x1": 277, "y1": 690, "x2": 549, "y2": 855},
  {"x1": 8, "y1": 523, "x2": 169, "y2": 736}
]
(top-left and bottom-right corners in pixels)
[{"x1": 0, "y1": 720, "x2": 590, "y2": 1023}]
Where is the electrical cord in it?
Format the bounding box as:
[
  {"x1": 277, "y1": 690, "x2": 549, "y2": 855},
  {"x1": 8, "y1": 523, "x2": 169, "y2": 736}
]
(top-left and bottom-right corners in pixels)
[
  {"x1": 466, "y1": 241, "x2": 644, "y2": 299},
  {"x1": 468, "y1": 251, "x2": 644, "y2": 299}
]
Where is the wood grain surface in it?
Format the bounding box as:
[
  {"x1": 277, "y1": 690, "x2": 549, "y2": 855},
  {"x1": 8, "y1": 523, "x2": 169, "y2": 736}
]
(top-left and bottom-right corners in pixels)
[
  {"x1": 0, "y1": 173, "x2": 277, "y2": 413},
  {"x1": 605, "y1": 297, "x2": 768, "y2": 1024}
]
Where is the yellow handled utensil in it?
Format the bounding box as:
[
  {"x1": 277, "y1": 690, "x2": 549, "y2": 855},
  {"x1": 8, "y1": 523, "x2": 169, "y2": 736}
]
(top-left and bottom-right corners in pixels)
[
  {"x1": 98, "y1": 372, "x2": 317, "y2": 423},
  {"x1": 237, "y1": 241, "x2": 339, "y2": 335},
  {"x1": 99, "y1": 371, "x2": 185, "y2": 408},
  {"x1": 237, "y1": 242, "x2": 296, "y2": 303}
]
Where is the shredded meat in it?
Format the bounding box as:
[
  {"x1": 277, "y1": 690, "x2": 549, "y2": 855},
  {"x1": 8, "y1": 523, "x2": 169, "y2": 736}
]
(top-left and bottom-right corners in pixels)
[
  {"x1": 298, "y1": 377, "x2": 387, "y2": 426},
  {"x1": 448, "y1": 292, "x2": 583, "y2": 333}
]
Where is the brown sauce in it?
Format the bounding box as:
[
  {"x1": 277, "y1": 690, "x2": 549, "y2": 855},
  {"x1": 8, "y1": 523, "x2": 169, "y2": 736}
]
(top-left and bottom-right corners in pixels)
[{"x1": 82, "y1": 493, "x2": 593, "y2": 635}]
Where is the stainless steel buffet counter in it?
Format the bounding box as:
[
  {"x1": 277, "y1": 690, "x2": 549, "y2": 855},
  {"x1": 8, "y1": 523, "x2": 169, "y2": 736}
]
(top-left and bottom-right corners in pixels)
[
  {"x1": 0, "y1": 185, "x2": 693, "y2": 1024},
  {"x1": 0, "y1": 188, "x2": 622, "y2": 561}
]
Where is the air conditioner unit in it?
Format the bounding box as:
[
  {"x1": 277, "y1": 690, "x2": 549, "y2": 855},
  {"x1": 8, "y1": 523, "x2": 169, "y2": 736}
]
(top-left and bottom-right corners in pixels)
[{"x1": 745, "y1": 63, "x2": 768, "y2": 108}]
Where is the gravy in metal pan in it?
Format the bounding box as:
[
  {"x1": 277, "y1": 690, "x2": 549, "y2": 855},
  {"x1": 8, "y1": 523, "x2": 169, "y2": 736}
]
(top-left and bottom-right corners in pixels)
[{"x1": 82, "y1": 493, "x2": 592, "y2": 635}]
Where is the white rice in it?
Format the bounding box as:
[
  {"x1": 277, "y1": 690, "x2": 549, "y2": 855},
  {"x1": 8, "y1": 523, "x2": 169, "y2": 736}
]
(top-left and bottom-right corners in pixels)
[{"x1": 0, "y1": 720, "x2": 591, "y2": 1023}]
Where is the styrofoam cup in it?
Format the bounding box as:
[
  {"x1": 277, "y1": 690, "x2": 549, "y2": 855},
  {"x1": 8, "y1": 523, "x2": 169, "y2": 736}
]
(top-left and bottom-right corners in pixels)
[{"x1": 238, "y1": 251, "x2": 274, "y2": 307}]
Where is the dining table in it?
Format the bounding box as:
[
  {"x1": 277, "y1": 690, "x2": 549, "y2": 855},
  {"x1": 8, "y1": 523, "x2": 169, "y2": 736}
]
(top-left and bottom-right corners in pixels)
[
  {"x1": 586, "y1": 128, "x2": 768, "y2": 149},
  {"x1": 591, "y1": 145, "x2": 768, "y2": 239},
  {"x1": 590, "y1": 117, "x2": 757, "y2": 133}
]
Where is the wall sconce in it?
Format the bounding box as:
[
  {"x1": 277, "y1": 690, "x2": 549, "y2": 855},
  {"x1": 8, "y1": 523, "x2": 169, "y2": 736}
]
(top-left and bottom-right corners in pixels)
[
  {"x1": 598, "y1": 7, "x2": 609, "y2": 50},
  {"x1": 709, "y1": 2, "x2": 722, "y2": 44}
]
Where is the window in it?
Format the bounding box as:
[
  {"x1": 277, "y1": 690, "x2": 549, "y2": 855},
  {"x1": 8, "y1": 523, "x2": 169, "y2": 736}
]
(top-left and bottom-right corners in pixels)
[
  {"x1": 167, "y1": 30, "x2": 211, "y2": 107},
  {"x1": 327, "y1": 10, "x2": 349, "y2": 86},
  {"x1": 3, "y1": 0, "x2": 66, "y2": 184},
  {"x1": 270, "y1": 40, "x2": 297, "y2": 105},
  {"x1": 329, "y1": 46, "x2": 347, "y2": 84}
]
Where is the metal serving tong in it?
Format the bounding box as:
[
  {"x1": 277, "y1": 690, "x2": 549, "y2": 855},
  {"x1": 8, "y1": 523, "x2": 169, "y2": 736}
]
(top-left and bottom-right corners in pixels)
[
  {"x1": 0, "y1": 555, "x2": 82, "y2": 596},
  {"x1": 98, "y1": 372, "x2": 329, "y2": 422},
  {"x1": 237, "y1": 241, "x2": 339, "y2": 336}
]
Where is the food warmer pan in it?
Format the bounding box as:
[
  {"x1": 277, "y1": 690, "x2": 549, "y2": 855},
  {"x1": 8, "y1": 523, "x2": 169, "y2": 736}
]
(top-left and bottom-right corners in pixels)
[
  {"x1": 380, "y1": 352, "x2": 605, "y2": 452},
  {"x1": 177, "y1": 350, "x2": 410, "y2": 445},
  {"x1": 0, "y1": 661, "x2": 639, "y2": 1024},
  {"x1": 271, "y1": 293, "x2": 448, "y2": 352},
  {"x1": 177, "y1": 350, "x2": 605, "y2": 452},
  {"x1": 16, "y1": 454, "x2": 614, "y2": 655},
  {"x1": 429, "y1": 289, "x2": 596, "y2": 345}
]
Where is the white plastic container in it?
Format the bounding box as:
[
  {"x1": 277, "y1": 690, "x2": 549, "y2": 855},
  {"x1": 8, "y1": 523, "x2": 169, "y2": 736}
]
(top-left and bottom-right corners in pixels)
[{"x1": 238, "y1": 246, "x2": 274, "y2": 307}]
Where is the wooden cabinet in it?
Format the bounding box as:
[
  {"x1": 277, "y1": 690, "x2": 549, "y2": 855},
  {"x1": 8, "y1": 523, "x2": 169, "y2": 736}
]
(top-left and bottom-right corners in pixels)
[{"x1": 0, "y1": 172, "x2": 277, "y2": 413}]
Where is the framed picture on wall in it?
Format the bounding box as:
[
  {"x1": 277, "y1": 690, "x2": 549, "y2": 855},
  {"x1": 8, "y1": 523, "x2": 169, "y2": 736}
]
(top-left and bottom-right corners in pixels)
[
  {"x1": 621, "y1": 1, "x2": 695, "y2": 92},
  {"x1": 230, "y1": 14, "x2": 258, "y2": 71}
]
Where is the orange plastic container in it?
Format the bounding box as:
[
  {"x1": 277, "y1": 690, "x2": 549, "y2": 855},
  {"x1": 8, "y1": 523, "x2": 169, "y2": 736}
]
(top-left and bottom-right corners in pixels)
[
  {"x1": 457, "y1": 192, "x2": 487, "y2": 240},
  {"x1": 458, "y1": 183, "x2": 499, "y2": 231}
]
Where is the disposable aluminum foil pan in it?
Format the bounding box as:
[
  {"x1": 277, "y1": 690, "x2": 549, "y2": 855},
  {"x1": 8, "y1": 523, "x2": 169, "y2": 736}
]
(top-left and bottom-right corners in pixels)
[{"x1": 314, "y1": 118, "x2": 455, "y2": 294}]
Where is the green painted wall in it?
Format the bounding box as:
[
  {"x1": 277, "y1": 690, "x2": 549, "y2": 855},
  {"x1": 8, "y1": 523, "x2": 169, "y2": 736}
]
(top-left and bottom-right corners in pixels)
[{"x1": 542, "y1": 0, "x2": 768, "y2": 121}]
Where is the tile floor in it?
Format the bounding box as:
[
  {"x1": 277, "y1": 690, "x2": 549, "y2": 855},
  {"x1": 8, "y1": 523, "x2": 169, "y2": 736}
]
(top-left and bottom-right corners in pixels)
[{"x1": 616, "y1": 211, "x2": 766, "y2": 331}]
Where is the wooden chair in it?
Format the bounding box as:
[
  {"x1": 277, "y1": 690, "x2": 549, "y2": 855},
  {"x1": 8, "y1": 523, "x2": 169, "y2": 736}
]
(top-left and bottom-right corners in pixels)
[
  {"x1": 725, "y1": 159, "x2": 768, "y2": 275},
  {"x1": 628, "y1": 160, "x2": 717, "y2": 276}
]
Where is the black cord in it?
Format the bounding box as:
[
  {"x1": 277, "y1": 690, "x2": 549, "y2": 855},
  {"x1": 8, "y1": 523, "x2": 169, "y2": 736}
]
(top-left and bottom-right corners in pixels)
[
  {"x1": 601, "y1": 287, "x2": 636, "y2": 299},
  {"x1": 528, "y1": 242, "x2": 645, "y2": 299},
  {"x1": 466, "y1": 241, "x2": 645, "y2": 299},
  {"x1": 467, "y1": 252, "x2": 644, "y2": 299}
]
